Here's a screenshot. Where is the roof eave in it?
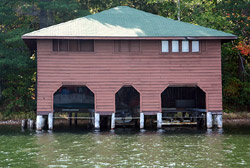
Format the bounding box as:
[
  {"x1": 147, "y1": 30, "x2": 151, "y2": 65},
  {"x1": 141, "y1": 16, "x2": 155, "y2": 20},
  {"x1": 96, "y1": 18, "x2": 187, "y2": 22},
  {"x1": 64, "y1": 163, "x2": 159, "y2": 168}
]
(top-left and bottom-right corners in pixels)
[
  {"x1": 22, "y1": 35, "x2": 237, "y2": 50},
  {"x1": 22, "y1": 35, "x2": 238, "y2": 40},
  {"x1": 186, "y1": 36, "x2": 237, "y2": 40},
  {"x1": 23, "y1": 39, "x2": 37, "y2": 51}
]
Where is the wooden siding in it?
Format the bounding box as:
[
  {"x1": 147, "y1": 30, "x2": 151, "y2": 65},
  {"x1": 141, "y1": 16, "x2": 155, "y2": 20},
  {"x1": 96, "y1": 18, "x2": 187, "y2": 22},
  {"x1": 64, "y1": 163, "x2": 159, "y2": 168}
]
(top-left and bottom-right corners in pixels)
[{"x1": 36, "y1": 39, "x2": 222, "y2": 115}]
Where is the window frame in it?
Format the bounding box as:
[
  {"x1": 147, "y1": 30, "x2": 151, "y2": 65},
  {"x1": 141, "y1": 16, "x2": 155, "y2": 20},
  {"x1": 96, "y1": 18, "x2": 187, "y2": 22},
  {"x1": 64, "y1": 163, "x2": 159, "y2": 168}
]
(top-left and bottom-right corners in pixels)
[
  {"x1": 171, "y1": 40, "x2": 179, "y2": 53},
  {"x1": 182, "y1": 40, "x2": 189, "y2": 52},
  {"x1": 160, "y1": 40, "x2": 203, "y2": 55},
  {"x1": 52, "y1": 39, "x2": 95, "y2": 53},
  {"x1": 161, "y1": 40, "x2": 169, "y2": 53},
  {"x1": 114, "y1": 40, "x2": 141, "y2": 53},
  {"x1": 191, "y1": 40, "x2": 200, "y2": 53},
  {"x1": 69, "y1": 40, "x2": 80, "y2": 52},
  {"x1": 80, "y1": 40, "x2": 95, "y2": 52}
]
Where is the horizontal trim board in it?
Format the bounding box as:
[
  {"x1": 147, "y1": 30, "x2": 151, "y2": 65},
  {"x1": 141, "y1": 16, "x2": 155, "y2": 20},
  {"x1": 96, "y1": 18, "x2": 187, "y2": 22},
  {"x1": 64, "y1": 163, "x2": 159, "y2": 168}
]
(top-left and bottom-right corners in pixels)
[
  {"x1": 22, "y1": 36, "x2": 237, "y2": 40},
  {"x1": 37, "y1": 111, "x2": 51, "y2": 115},
  {"x1": 142, "y1": 111, "x2": 160, "y2": 115},
  {"x1": 97, "y1": 111, "x2": 114, "y2": 115}
]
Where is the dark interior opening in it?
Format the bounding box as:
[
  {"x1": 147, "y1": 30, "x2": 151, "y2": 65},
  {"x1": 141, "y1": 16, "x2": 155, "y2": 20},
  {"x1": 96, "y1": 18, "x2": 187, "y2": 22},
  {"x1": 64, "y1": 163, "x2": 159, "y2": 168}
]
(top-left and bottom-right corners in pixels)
[
  {"x1": 53, "y1": 86, "x2": 94, "y2": 114},
  {"x1": 161, "y1": 86, "x2": 206, "y2": 125},
  {"x1": 161, "y1": 86, "x2": 206, "y2": 110},
  {"x1": 115, "y1": 86, "x2": 140, "y2": 124}
]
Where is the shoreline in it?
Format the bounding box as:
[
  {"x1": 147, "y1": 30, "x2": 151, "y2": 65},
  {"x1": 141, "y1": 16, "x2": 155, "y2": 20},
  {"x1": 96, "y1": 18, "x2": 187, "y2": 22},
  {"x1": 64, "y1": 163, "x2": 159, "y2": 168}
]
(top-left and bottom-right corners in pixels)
[
  {"x1": 0, "y1": 120, "x2": 21, "y2": 125},
  {"x1": 223, "y1": 118, "x2": 250, "y2": 125},
  {"x1": 1, "y1": 117, "x2": 250, "y2": 126}
]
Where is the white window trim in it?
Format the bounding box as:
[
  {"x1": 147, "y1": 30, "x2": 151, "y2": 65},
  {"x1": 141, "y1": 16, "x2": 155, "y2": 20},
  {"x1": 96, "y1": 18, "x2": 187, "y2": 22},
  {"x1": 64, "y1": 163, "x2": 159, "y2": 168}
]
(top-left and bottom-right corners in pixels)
[
  {"x1": 182, "y1": 40, "x2": 189, "y2": 52},
  {"x1": 162, "y1": 40, "x2": 169, "y2": 52},
  {"x1": 172, "y1": 40, "x2": 179, "y2": 52},
  {"x1": 192, "y1": 40, "x2": 200, "y2": 52}
]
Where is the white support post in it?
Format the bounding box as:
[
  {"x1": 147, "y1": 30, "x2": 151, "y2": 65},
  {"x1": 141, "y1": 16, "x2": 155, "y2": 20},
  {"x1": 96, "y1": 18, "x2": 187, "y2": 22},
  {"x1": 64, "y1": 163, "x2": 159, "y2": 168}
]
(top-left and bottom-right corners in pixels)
[
  {"x1": 36, "y1": 115, "x2": 43, "y2": 131},
  {"x1": 48, "y1": 113, "x2": 53, "y2": 130},
  {"x1": 21, "y1": 119, "x2": 27, "y2": 128},
  {"x1": 206, "y1": 112, "x2": 212, "y2": 129},
  {"x1": 28, "y1": 119, "x2": 34, "y2": 129},
  {"x1": 157, "y1": 113, "x2": 162, "y2": 129},
  {"x1": 216, "y1": 114, "x2": 223, "y2": 129},
  {"x1": 95, "y1": 113, "x2": 100, "y2": 129},
  {"x1": 111, "y1": 113, "x2": 115, "y2": 129},
  {"x1": 140, "y1": 113, "x2": 144, "y2": 129}
]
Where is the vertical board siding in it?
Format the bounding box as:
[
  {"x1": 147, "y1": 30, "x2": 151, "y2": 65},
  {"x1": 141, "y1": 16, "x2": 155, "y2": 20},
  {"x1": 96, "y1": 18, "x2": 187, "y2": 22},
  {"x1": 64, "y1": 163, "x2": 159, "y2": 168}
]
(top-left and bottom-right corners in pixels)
[{"x1": 37, "y1": 39, "x2": 222, "y2": 115}]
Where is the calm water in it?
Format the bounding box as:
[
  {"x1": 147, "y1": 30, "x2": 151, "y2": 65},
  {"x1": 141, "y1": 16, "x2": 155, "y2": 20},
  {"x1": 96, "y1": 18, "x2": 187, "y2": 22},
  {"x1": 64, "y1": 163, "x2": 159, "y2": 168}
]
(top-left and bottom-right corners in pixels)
[{"x1": 1, "y1": 125, "x2": 250, "y2": 168}]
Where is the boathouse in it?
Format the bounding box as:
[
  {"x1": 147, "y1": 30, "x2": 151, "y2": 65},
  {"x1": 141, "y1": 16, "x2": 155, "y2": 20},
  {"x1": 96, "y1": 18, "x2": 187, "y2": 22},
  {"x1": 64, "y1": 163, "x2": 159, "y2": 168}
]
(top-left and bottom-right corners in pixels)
[{"x1": 22, "y1": 6, "x2": 237, "y2": 130}]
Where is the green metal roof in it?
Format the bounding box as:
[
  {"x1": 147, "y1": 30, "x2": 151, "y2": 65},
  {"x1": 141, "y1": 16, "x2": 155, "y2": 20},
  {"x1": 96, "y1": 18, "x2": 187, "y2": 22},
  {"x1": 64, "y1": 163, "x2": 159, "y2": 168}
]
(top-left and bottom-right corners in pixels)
[{"x1": 22, "y1": 6, "x2": 236, "y2": 39}]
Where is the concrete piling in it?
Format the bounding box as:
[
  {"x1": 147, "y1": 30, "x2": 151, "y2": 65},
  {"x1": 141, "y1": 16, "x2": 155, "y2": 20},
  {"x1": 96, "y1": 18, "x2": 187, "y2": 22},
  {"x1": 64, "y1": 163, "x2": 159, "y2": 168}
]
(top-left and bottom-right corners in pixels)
[
  {"x1": 206, "y1": 112, "x2": 223, "y2": 129},
  {"x1": 111, "y1": 113, "x2": 115, "y2": 129},
  {"x1": 27, "y1": 119, "x2": 34, "y2": 129},
  {"x1": 33, "y1": 111, "x2": 221, "y2": 131},
  {"x1": 140, "y1": 113, "x2": 144, "y2": 129},
  {"x1": 216, "y1": 114, "x2": 223, "y2": 128},
  {"x1": 206, "y1": 112, "x2": 212, "y2": 129},
  {"x1": 157, "y1": 113, "x2": 162, "y2": 129},
  {"x1": 95, "y1": 113, "x2": 100, "y2": 129},
  {"x1": 36, "y1": 115, "x2": 43, "y2": 131},
  {"x1": 48, "y1": 113, "x2": 53, "y2": 130},
  {"x1": 21, "y1": 119, "x2": 27, "y2": 128}
]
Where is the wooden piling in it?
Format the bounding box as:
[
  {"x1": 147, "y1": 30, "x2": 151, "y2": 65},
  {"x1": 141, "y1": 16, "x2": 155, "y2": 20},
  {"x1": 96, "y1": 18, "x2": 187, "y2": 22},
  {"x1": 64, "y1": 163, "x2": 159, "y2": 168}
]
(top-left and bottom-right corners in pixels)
[
  {"x1": 68, "y1": 112, "x2": 72, "y2": 126},
  {"x1": 74, "y1": 112, "x2": 77, "y2": 126}
]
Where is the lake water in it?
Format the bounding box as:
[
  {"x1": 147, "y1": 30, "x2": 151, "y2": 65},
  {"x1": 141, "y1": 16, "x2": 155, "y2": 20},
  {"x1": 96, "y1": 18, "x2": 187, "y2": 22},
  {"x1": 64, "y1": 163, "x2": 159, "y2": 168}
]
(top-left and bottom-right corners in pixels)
[{"x1": 1, "y1": 125, "x2": 250, "y2": 168}]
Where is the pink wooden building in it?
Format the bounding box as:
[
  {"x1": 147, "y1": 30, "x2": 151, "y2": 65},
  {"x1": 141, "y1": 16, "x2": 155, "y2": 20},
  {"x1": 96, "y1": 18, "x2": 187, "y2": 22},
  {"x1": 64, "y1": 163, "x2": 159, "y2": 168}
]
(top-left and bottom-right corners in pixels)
[{"x1": 22, "y1": 6, "x2": 236, "y2": 130}]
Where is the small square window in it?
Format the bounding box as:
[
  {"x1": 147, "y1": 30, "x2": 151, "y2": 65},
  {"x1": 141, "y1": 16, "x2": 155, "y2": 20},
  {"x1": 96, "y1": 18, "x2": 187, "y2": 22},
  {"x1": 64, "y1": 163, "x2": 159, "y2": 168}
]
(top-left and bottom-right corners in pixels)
[
  {"x1": 192, "y1": 41, "x2": 199, "y2": 52},
  {"x1": 69, "y1": 40, "x2": 79, "y2": 52},
  {"x1": 59, "y1": 40, "x2": 68, "y2": 51},
  {"x1": 114, "y1": 40, "x2": 140, "y2": 52},
  {"x1": 172, "y1": 40, "x2": 179, "y2": 52},
  {"x1": 162, "y1": 40, "x2": 169, "y2": 52},
  {"x1": 120, "y1": 40, "x2": 130, "y2": 52},
  {"x1": 80, "y1": 40, "x2": 94, "y2": 52},
  {"x1": 130, "y1": 41, "x2": 140, "y2": 52},
  {"x1": 182, "y1": 40, "x2": 189, "y2": 52},
  {"x1": 53, "y1": 40, "x2": 58, "y2": 51}
]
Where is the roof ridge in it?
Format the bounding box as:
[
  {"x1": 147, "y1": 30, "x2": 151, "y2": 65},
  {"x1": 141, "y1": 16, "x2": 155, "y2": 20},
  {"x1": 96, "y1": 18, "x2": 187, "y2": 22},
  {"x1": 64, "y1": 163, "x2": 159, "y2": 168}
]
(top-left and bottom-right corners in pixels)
[
  {"x1": 87, "y1": 6, "x2": 232, "y2": 35},
  {"x1": 116, "y1": 6, "x2": 234, "y2": 35},
  {"x1": 22, "y1": 6, "x2": 237, "y2": 38}
]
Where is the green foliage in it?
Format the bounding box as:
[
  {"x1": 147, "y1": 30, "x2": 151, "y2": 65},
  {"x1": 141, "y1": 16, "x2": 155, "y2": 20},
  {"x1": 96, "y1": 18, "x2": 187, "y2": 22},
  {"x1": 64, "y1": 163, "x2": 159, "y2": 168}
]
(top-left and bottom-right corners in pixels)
[
  {"x1": 223, "y1": 77, "x2": 250, "y2": 110},
  {"x1": 0, "y1": 0, "x2": 249, "y2": 117},
  {"x1": 0, "y1": 1, "x2": 36, "y2": 116},
  {"x1": 0, "y1": 111, "x2": 36, "y2": 120},
  {"x1": 2, "y1": 71, "x2": 36, "y2": 115}
]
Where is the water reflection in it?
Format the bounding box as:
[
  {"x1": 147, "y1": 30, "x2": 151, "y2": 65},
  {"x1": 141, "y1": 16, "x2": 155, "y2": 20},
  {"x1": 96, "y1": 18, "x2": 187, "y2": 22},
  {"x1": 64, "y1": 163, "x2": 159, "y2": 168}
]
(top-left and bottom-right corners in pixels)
[{"x1": 1, "y1": 125, "x2": 250, "y2": 167}]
